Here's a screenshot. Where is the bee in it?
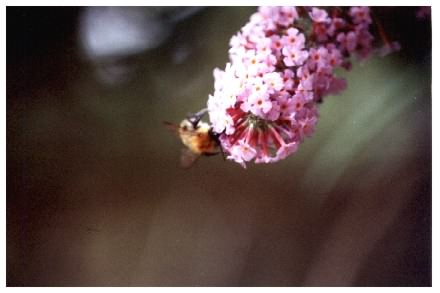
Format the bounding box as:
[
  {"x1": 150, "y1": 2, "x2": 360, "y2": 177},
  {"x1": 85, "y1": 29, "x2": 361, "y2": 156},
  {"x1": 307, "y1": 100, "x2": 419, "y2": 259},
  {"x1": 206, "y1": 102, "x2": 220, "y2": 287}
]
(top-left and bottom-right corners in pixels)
[{"x1": 163, "y1": 108, "x2": 223, "y2": 168}]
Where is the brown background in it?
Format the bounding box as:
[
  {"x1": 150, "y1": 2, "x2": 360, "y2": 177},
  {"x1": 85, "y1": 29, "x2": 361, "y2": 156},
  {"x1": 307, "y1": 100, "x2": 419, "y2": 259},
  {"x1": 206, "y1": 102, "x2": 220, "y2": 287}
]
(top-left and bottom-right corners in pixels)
[{"x1": 7, "y1": 7, "x2": 431, "y2": 286}]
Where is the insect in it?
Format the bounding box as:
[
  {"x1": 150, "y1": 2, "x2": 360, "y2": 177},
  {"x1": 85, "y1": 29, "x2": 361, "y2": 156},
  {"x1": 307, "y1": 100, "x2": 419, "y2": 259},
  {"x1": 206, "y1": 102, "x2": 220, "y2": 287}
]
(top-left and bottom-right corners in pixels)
[{"x1": 163, "y1": 108, "x2": 223, "y2": 168}]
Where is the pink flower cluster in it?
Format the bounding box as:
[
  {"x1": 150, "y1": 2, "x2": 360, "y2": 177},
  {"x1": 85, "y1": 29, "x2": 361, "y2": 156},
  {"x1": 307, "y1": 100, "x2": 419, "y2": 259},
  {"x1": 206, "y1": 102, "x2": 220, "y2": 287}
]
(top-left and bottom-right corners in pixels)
[{"x1": 208, "y1": 6, "x2": 374, "y2": 167}]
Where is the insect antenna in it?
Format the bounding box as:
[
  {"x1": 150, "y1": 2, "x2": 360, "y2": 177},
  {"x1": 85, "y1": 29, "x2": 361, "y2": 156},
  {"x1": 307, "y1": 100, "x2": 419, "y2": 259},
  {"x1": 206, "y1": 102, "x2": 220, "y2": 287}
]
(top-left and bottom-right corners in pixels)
[
  {"x1": 186, "y1": 108, "x2": 208, "y2": 129},
  {"x1": 162, "y1": 121, "x2": 179, "y2": 134}
]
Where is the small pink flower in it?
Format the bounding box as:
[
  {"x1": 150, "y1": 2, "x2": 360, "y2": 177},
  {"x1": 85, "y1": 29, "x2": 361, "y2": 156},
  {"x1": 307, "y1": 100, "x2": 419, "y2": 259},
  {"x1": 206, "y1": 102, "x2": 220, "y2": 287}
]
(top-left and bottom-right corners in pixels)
[
  {"x1": 256, "y1": 37, "x2": 272, "y2": 56},
  {"x1": 261, "y1": 54, "x2": 277, "y2": 72},
  {"x1": 337, "y1": 31, "x2": 357, "y2": 52},
  {"x1": 229, "y1": 139, "x2": 257, "y2": 162},
  {"x1": 355, "y1": 27, "x2": 374, "y2": 59},
  {"x1": 248, "y1": 92, "x2": 272, "y2": 116},
  {"x1": 282, "y1": 69, "x2": 295, "y2": 91},
  {"x1": 210, "y1": 109, "x2": 235, "y2": 135},
  {"x1": 258, "y1": 6, "x2": 278, "y2": 19},
  {"x1": 282, "y1": 28, "x2": 306, "y2": 49},
  {"x1": 282, "y1": 46, "x2": 309, "y2": 67},
  {"x1": 273, "y1": 6, "x2": 299, "y2": 27},
  {"x1": 308, "y1": 47, "x2": 329, "y2": 70},
  {"x1": 277, "y1": 92, "x2": 297, "y2": 118},
  {"x1": 290, "y1": 92, "x2": 307, "y2": 112},
  {"x1": 275, "y1": 142, "x2": 298, "y2": 160},
  {"x1": 270, "y1": 35, "x2": 284, "y2": 55},
  {"x1": 229, "y1": 33, "x2": 247, "y2": 51},
  {"x1": 326, "y1": 77, "x2": 347, "y2": 96},
  {"x1": 297, "y1": 74, "x2": 314, "y2": 93},
  {"x1": 309, "y1": 7, "x2": 330, "y2": 23},
  {"x1": 327, "y1": 17, "x2": 346, "y2": 37},
  {"x1": 296, "y1": 65, "x2": 311, "y2": 80},
  {"x1": 263, "y1": 72, "x2": 284, "y2": 92},
  {"x1": 313, "y1": 22, "x2": 330, "y2": 42},
  {"x1": 349, "y1": 6, "x2": 372, "y2": 25},
  {"x1": 243, "y1": 49, "x2": 261, "y2": 67},
  {"x1": 266, "y1": 101, "x2": 281, "y2": 121},
  {"x1": 327, "y1": 47, "x2": 342, "y2": 67}
]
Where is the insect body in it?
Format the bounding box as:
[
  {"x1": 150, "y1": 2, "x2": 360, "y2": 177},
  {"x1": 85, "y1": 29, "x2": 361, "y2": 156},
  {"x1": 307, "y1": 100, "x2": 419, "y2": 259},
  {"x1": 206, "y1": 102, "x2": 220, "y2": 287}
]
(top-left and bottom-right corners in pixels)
[{"x1": 163, "y1": 108, "x2": 222, "y2": 168}]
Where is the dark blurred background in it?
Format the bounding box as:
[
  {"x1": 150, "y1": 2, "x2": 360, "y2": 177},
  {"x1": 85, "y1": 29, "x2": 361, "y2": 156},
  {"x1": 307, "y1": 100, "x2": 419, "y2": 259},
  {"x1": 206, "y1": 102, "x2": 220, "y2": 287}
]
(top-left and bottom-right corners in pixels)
[{"x1": 7, "y1": 6, "x2": 431, "y2": 286}]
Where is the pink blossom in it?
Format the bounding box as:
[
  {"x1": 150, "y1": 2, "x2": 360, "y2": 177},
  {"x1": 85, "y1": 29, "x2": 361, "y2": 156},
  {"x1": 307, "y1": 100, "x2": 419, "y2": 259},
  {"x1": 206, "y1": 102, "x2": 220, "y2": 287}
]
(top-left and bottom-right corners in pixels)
[
  {"x1": 309, "y1": 7, "x2": 330, "y2": 23},
  {"x1": 326, "y1": 77, "x2": 347, "y2": 96},
  {"x1": 263, "y1": 72, "x2": 284, "y2": 92},
  {"x1": 313, "y1": 22, "x2": 329, "y2": 42},
  {"x1": 266, "y1": 101, "x2": 281, "y2": 121},
  {"x1": 280, "y1": 6, "x2": 299, "y2": 23},
  {"x1": 308, "y1": 47, "x2": 329, "y2": 70},
  {"x1": 260, "y1": 6, "x2": 299, "y2": 27},
  {"x1": 275, "y1": 142, "x2": 298, "y2": 160},
  {"x1": 349, "y1": 6, "x2": 372, "y2": 25},
  {"x1": 282, "y1": 69, "x2": 295, "y2": 91},
  {"x1": 228, "y1": 140, "x2": 257, "y2": 164},
  {"x1": 355, "y1": 28, "x2": 374, "y2": 59},
  {"x1": 209, "y1": 108, "x2": 235, "y2": 135},
  {"x1": 277, "y1": 92, "x2": 296, "y2": 118},
  {"x1": 337, "y1": 32, "x2": 357, "y2": 52},
  {"x1": 247, "y1": 90, "x2": 272, "y2": 116},
  {"x1": 327, "y1": 47, "x2": 343, "y2": 67},
  {"x1": 282, "y1": 28, "x2": 305, "y2": 49},
  {"x1": 206, "y1": 6, "x2": 389, "y2": 167},
  {"x1": 282, "y1": 46, "x2": 309, "y2": 67},
  {"x1": 327, "y1": 17, "x2": 346, "y2": 37},
  {"x1": 256, "y1": 37, "x2": 273, "y2": 56},
  {"x1": 270, "y1": 35, "x2": 284, "y2": 55}
]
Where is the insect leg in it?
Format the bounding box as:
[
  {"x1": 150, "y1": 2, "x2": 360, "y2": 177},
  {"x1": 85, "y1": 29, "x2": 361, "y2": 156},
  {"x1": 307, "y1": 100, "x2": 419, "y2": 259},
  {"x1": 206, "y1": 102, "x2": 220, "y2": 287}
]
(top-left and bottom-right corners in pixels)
[{"x1": 209, "y1": 128, "x2": 226, "y2": 161}]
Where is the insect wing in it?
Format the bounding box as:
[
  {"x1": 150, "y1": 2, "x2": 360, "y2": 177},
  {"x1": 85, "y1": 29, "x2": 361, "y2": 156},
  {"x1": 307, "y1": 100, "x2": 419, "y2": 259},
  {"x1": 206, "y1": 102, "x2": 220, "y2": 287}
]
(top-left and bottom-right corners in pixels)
[{"x1": 180, "y1": 148, "x2": 201, "y2": 168}]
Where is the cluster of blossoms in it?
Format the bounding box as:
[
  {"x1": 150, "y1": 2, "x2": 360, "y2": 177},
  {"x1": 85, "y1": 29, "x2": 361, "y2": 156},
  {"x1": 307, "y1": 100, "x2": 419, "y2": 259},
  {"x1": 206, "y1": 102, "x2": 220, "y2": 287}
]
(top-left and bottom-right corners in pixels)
[{"x1": 207, "y1": 6, "x2": 378, "y2": 167}]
